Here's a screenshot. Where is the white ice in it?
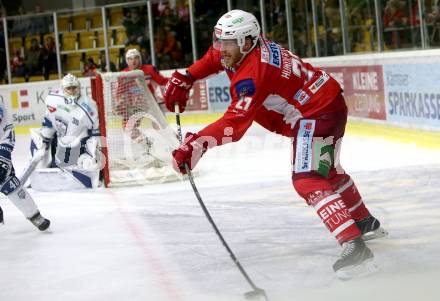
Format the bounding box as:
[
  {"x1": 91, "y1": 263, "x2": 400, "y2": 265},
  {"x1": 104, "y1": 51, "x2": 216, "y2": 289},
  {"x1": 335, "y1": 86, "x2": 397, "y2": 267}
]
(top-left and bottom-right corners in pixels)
[{"x1": 1, "y1": 123, "x2": 440, "y2": 301}]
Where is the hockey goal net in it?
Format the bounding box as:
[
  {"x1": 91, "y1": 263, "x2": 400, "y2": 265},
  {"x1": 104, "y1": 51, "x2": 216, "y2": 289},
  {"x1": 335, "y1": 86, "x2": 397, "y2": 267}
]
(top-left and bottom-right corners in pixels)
[{"x1": 93, "y1": 70, "x2": 181, "y2": 187}]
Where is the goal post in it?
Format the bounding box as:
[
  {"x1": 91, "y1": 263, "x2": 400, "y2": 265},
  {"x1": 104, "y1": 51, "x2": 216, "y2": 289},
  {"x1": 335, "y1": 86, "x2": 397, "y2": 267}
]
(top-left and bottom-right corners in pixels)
[{"x1": 92, "y1": 70, "x2": 181, "y2": 187}]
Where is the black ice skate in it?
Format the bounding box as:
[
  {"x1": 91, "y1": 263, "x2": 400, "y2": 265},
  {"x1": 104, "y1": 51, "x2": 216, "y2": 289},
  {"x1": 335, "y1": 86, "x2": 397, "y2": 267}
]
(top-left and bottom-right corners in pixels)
[
  {"x1": 356, "y1": 215, "x2": 388, "y2": 241},
  {"x1": 29, "y1": 212, "x2": 50, "y2": 231},
  {"x1": 333, "y1": 237, "x2": 376, "y2": 280},
  {"x1": 0, "y1": 206, "x2": 3, "y2": 224}
]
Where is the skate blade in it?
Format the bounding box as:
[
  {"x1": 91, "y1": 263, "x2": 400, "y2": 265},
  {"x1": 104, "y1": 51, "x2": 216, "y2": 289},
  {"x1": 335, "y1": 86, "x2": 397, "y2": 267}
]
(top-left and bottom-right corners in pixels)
[
  {"x1": 336, "y1": 259, "x2": 379, "y2": 281},
  {"x1": 362, "y1": 227, "x2": 388, "y2": 241}
]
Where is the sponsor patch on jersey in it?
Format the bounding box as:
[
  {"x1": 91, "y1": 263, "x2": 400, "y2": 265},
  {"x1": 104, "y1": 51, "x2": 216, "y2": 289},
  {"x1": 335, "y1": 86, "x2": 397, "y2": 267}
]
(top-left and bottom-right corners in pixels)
[
  {"x1": 294, "y1": 120, "x2": 316, "y2": 173},
  {"x1": 293, "y1": 89, "x2": 310, "y2": 105},
  {"x1": 72, "y1": 117, "x2": 79, "y2": 126},
  {"x1": 260, "y1": 44, "x2": 270, "y2": 64},
  {"x1": 57, "y1": 104, "x2": 70, "y2": 113},
  {"x1": 267, "y1": 42, "x2": 281, "y2": 68},
  {"x1": 235, "y1": 79, "x2": 255, "y2": 98},
  {"x1": 309, "y1": 72, "x2": 330, "y2": 94}
]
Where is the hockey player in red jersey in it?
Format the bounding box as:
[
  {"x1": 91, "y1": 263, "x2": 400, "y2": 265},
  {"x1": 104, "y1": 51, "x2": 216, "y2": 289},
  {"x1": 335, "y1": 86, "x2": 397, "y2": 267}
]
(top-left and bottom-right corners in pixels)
[
  {"x1": 116, "y1": 48, "x2": 168, "y2": 143},
  {"x1": 164, "y1": 10, "x2": 387, "y2": 279},
  {"x1": 122, "y1": 48, "x2": 168, "y2": 95}
]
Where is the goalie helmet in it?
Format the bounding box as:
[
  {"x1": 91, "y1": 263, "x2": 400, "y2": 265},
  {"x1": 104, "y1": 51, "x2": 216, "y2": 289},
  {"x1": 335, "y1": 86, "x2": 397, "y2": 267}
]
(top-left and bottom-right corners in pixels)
[
  {"x1": 61, "y1": 73, "x2": 80, "y2": 104},
  {"x1": 213, "y1": 9, "x2": 261, "y2": 55},
  {"x1": 125, "y1": 48, "x2": 141, "y2": 64}
]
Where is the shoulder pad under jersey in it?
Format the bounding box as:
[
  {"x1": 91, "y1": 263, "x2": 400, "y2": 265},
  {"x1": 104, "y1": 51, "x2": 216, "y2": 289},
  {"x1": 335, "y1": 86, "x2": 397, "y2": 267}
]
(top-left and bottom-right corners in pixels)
[
  {"x1": 77, "y1": 97, "x2": 98, "y2": 121},
  {"x1": 46, "y1": 90, "x2": 66, "y2": 108}
]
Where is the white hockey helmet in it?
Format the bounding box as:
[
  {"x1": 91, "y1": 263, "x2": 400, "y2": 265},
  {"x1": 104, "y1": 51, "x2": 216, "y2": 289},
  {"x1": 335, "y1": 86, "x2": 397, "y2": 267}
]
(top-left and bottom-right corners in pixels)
[
  {"x1": 213, "y1": 10, "x2": 261, "y2": 54},
  {"x1": 125, "y1": 48, "x2": 141, "y2": 63},
  {"x1": 61, "y1": 73, "x2": 80, "y2": 103}
]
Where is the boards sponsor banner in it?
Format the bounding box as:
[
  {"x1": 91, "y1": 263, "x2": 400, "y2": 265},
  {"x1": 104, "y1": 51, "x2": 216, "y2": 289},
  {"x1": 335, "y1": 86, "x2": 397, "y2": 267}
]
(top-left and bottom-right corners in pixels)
[
  {"x1": 0, "y1": 78, "x2": 92, "y2": 126},
  {"x1": 383, "y1": 64, "x2": 440, "y2": 128},
  {"x1": 206, "y1": 72, "x2": 231, "y2": 111},
  {"x1": 186, "y1": 80, "x2": 209, "y2": 111},
  {"x1": 323, "y1": 65, "x2": 386, "y2": 120}
]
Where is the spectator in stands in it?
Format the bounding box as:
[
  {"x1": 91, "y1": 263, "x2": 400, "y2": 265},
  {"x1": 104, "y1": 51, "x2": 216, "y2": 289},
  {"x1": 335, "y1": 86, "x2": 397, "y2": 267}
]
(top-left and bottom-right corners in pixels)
[
  {"x1": 383, "y1": 0, "x2": 408, "y2": 48},
  {"x1": 11, "y1": 49, "x2": 26, "y2": 78},
  {"x1": 161, "y1": 26, "x2": 183, "y2": 68},
  {"x1": 428, "y1": 0, "x2": 440, "y2": 24},
  {"x1": 159, "y1": 5, "x2": 179, "y2": 31},
  {"x1": 122, "y1": 7, "x2": 146, "y2": 46},
  {"x1": 83, "y1": 58, "x2": 98, "y2": 77},
  {"x1": 269, "y1": 12, "x2": 288, "y2": 49},
  {"x1": 24, "y1": 38, "x2": 43, "y2": 78},
  {"x1": 42, "y1": 36, "x2": 57, "y2": 80}
]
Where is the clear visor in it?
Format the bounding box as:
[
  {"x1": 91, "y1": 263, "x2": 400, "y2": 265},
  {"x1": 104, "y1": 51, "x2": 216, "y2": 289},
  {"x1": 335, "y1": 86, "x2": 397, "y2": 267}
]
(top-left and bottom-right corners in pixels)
[{"x1": 213, "y1": 32, "x2": 239, "y2": 51}]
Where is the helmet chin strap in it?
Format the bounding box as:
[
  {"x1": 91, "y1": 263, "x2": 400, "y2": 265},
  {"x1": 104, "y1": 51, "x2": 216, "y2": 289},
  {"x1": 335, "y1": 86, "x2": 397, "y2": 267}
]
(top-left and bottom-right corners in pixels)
[{"x1": 236, "y1": 37, "x2": 258, "y2": 66}]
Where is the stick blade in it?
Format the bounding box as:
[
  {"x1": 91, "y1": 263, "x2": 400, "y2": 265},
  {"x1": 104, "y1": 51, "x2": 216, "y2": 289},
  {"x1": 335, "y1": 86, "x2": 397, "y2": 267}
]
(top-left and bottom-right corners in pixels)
[{"x1": 244, "y1": 288, "x2": 268, "y2": 300}]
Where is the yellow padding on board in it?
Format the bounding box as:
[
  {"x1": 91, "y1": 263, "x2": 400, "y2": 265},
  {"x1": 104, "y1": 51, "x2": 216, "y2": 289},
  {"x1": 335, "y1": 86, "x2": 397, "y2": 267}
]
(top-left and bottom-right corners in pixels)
[
  {"x1": 15, "y1": 114, "x2": 440, "y2": 149},
  {"x1": 346, "y1": 120, "x2": 440, "y2": 149}
]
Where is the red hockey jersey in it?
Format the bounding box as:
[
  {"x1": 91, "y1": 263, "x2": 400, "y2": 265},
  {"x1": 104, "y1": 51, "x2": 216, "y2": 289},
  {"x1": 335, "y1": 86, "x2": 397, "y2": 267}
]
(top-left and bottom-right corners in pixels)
[{"x1": 188, "y1": 38, "x2": 345, "y2": 146}]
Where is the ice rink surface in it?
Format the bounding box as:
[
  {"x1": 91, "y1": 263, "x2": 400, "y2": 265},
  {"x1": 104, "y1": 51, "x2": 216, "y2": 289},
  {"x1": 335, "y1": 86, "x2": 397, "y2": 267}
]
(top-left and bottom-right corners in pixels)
[{"x1": 1, "y1": 124, "x2": 440, "y2": 301}]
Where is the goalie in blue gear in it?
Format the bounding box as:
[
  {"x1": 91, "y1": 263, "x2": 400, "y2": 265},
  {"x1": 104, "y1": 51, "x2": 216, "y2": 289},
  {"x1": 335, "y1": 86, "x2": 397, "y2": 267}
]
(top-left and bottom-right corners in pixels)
[
  {"x1": 0, "y1": 103, "x2": 50, "y2": 230},
  {"x1": 28, "y1": 73, "x2": 102, "y2": 191}
]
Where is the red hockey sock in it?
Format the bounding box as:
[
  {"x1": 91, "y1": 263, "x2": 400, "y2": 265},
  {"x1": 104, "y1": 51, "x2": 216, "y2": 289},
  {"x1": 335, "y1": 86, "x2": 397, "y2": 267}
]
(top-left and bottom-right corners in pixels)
[
  {"x1": 330, "y1": 174, "x2": 370, "y2": 221},
  {"x1": 293, "y1": 178, "x2": 361, "y2": 244}
]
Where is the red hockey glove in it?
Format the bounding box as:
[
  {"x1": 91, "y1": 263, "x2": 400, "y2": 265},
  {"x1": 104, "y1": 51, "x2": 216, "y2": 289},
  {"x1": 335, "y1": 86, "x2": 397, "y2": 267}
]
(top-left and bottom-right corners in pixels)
[
  {"x1": 164, "y1": 71, "x2": 194, "y2": 113},
  {"x1": 172, "y1": 132, "x2": 208, "y2": 174}
]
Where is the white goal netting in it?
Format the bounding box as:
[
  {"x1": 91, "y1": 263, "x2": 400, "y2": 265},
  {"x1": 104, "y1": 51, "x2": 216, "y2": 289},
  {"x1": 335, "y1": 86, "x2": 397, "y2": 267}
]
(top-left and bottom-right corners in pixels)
[{"x1": 95, "y1": 70, "x2": 181, "y2": 187}]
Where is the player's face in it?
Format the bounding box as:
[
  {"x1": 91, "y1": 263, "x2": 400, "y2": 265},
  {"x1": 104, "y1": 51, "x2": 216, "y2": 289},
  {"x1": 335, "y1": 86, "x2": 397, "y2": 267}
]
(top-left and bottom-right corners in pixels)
[
  {"x1": 64, "y1": 86, "x2": 79, "y2": 97},
  {"x1": 218, "y1": 39, "x2": 242, "y2": 67},
  {"x1": 127, "y1": 56, "x2": 141, "y2": 69}
]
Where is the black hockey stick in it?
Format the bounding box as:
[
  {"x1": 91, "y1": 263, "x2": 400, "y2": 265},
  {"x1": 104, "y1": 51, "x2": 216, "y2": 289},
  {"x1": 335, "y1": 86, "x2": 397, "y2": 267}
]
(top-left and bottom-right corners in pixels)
[{"x1": 174, "y1": 103, "x2": 269, "y2": 301}]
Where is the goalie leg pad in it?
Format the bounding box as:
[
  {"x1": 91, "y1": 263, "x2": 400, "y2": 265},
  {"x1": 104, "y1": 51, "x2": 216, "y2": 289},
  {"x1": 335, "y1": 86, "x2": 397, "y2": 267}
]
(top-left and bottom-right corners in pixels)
[{"x1": 30, "y1": 167, "x2": 99, "y2": 191}]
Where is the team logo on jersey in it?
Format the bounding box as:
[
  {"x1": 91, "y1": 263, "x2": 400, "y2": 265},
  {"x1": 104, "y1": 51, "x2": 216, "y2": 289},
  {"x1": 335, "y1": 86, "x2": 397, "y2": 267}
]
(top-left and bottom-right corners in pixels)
[
  {"x1": 309, "y1": 72, "x2": 330, "y2": 94},
  {"x1": 260, "y1": 44, "x2": 270, "y2": 63},
  {"x1": 294, "y1": 89, "x2": 310, "y2": 105},
  {"x1": 48, "y1": 106, "x2": 57, "y2": 113},
  {"x1": 267, "y1": 42, "x2": 281, "y2": 68},
  {"x1": 294, "y1": 119, "x2": 316, "y2": 173},
  {"x1": 235, "y1": 79, "x2": 255, "y2": 98}
]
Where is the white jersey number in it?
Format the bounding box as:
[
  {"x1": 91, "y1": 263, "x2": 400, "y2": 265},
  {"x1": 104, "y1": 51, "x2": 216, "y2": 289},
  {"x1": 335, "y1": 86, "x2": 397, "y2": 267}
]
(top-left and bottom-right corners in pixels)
[{"x1": 235, "y1": 96, "x2": 252, "y2": 111}]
